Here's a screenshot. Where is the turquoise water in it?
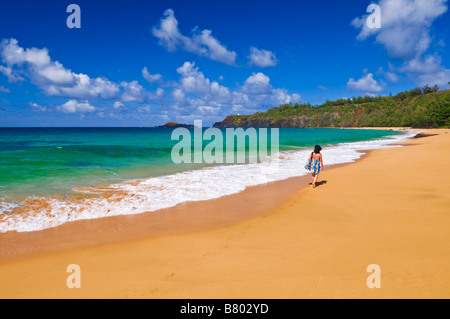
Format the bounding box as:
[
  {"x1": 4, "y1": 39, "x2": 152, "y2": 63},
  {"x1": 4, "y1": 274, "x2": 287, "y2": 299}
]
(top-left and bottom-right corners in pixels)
[
  {"x1": 0, "y1": 127, "x2": 400, "y2": 201},
  {"x1": 0, "y1": 127, "x2": 414, "y2": 232}
]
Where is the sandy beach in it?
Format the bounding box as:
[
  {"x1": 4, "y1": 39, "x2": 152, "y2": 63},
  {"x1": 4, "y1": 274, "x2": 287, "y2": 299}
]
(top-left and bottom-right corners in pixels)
[{"x1": 0, "y1": 128, "x2": 449, "y2": 299}]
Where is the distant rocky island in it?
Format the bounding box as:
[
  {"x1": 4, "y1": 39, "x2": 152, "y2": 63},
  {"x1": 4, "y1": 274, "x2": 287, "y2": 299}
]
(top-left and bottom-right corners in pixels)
[{"x1": 155, "y1": 122, "x2": 195, "y2": 128}]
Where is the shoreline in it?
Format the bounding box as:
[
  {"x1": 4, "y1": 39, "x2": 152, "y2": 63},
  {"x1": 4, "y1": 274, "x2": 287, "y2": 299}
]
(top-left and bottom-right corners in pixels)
[
  {"x1": 0, "y1": 126, "x2": 408, "y2": 263},
  {"x1": 0, "y1": 127, "x2": 407, "y2": 234},
  {"x1": 1, "y1": 128, "x2": 448, "y2": 298},
  {"x1": 0, "y1": 161, "x2": 350, "y2": 264},
  {"x1": 0, "y1": 127, "x2": 409, "y2": 237}
]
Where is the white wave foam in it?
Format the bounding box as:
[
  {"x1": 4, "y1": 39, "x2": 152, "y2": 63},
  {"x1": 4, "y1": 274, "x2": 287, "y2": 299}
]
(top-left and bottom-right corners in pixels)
[
  {"x1": 0, "y1": 200, "x2": 20, "y2": 215},
  {"x1": 0, "y1": 129, "x2": 416, "y2": 233}
]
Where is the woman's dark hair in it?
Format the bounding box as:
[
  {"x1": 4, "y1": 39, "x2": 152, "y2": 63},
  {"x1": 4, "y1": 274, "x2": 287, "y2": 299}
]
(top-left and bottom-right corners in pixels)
[{"x1": 314, "y1": 145, "x2": 322, "y2": 153}]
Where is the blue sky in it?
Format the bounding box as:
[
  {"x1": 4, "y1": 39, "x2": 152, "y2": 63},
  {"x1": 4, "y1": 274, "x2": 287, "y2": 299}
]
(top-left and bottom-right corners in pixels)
[{"x1": 0, "y1": 0, "x2": 449, "y2": 127}]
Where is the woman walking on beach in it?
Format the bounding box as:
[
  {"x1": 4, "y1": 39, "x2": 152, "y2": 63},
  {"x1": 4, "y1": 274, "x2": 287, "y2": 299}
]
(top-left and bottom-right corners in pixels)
[{"x1": 309, "y1": 145, "x2": 324, "y2": 188}]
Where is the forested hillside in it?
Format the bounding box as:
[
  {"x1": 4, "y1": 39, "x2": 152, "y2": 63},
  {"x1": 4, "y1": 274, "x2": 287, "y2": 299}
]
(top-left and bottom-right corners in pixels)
[{"x1": 213, "y1": 87, "x2": 450, "y2": 128}]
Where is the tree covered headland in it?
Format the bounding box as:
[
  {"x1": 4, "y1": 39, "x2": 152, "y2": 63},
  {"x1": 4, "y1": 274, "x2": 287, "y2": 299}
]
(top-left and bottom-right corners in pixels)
[{"x1": 213, "y1": 86, "x2": 450, "y2": 128}]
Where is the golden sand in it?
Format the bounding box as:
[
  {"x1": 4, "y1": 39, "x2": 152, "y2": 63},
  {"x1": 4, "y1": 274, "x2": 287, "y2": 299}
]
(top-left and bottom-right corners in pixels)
[{"x1": 0, "y1": 129, "x2": 449, "y2": 299}]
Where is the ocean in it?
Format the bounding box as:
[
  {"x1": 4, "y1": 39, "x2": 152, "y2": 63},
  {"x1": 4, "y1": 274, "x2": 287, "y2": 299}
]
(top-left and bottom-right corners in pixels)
[{"x1": 0, "y1": 127, "x2": 415, "y2": 232}]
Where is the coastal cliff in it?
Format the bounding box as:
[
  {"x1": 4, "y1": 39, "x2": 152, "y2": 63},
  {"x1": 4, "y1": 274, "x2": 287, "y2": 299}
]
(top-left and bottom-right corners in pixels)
[{"x1": 213, "y1": 88, "x2": 450, "y2": 128}]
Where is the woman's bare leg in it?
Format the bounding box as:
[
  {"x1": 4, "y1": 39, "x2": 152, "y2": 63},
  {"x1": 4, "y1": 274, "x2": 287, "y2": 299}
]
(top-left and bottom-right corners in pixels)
[{"x1": 313, "y1": 173, "x2": 319, "y2": 187}]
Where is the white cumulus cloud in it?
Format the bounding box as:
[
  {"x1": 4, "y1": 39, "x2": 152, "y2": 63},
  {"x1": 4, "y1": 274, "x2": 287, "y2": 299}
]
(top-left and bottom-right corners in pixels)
[
  {"x1": 152, "y1": 9, "x2": 237, "y2": 65},
  {"x1": 0, "y1": 65, "x2": 24, "y2": 83},
  {"x1": 351, "y1": 0, "x2": 450, "y2": 89},
  {"x1": 142, "y1": 67, "x2": 162, "y2": 83},
  {"x1": 248, "y1": 47, "x2": 278, "y2": 68},
  {"x1": 347, "y1": 73, "x2": 386, "y2": 95},
  {"x1": 352, "y1": 0, "x2": 447, "y2": 59},
  {"x1": 29, "y1": 102, "x2": 47, "y2": 112},
  {"x1": 399, "y1": 55, "x2": 450, "y2": 87},
  {"x1": 57, "y1": 100, "x2": 96, "y2": 113},
  {"x1": 0, "y1": 39, "x2": 121, "y2": 100},
  {"x1": 166, "y1": 62, "x2": 301, "y2": 123}
]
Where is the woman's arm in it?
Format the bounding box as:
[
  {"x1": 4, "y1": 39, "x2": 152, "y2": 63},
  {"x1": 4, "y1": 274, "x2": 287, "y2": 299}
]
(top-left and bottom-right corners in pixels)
[{"x1": 320, "y1": 153, "x2": 324, "y2": 168}]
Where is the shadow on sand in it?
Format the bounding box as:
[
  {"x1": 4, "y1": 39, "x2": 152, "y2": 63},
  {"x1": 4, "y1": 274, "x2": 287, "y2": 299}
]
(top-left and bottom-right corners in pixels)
[{"x1": 308, "y1": 180, "x2": 328, "y2": 188}]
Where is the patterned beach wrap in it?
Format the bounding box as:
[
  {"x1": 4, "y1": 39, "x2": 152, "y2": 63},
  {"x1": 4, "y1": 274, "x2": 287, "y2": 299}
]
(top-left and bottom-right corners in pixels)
[{"x1": 310, "y1": 160, "x2": 321, "y2": 174}]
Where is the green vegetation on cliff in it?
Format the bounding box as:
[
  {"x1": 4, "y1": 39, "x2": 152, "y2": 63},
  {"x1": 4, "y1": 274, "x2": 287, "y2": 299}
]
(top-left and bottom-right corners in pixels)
[{"x1": 213, "y1": 87, "x2": 450, "y2": 128}]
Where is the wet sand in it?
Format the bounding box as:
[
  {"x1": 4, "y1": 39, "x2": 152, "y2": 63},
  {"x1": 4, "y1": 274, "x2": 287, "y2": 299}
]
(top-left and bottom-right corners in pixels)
[{"x1": 0, "y1": 172, "x2": 315, "y2": 263}]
